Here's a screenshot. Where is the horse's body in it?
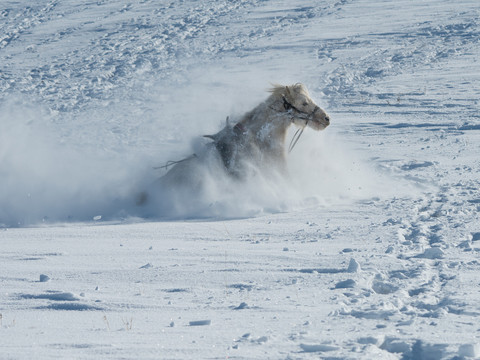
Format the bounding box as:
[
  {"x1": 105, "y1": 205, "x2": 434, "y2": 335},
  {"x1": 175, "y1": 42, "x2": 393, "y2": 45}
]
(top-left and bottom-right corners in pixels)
[
  {"x1": 204, "y1": 83, "x2": 330, "y2": 176},
  {"x1": 140, "y1": 83, "x2": 329, "y2": 206}
]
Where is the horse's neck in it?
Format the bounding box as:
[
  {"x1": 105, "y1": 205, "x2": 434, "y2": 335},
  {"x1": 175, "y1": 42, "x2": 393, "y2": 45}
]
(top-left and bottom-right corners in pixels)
[{"x1": 240, "y1": 96, "x2": 290, "y2": 142}]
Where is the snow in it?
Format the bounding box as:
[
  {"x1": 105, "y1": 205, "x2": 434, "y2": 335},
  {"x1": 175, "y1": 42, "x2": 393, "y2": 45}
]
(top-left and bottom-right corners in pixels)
[{"x1": 1, "y1": 0, "x2": 480, "y2": 358}]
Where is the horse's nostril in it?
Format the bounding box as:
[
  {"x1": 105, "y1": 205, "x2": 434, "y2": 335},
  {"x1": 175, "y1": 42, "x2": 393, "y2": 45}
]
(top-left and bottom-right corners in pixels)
[{"x1": 325, "y1": 116, "x2": 330, "y2": 123}]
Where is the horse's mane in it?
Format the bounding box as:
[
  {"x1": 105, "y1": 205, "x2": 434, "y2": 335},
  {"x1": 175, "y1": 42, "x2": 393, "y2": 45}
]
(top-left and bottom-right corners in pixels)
[{"x1": 268, "y1": 83, "x2": 309, "y2": 101}]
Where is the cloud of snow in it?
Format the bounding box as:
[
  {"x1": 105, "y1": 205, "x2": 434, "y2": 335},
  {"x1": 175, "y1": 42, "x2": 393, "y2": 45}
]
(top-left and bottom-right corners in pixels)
[
  {"x1": 129, "y1": 72, "x2": 302, "y2": 220},
  {"x1": 0, "y1": 98, "x2": 145, "y2": 226},
  {"x1": 0, "y1": 70, "x2": 415, "y2": 226},
  {"x1": 130, "y1": 69, "x2": 416, "y2": 220},
  {"x1": 286, "y1": 127, "x2": 412, "y2": 205}
]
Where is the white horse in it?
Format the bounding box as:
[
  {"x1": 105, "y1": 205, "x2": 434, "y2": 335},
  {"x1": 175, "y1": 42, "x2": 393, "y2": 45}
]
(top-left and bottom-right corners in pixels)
[
  {"x1": 163, "y1": 83, "x2": 329, "y2": 181},
  {"x1": 137, "y1": 83, "x2": 329, "y2": 208}
]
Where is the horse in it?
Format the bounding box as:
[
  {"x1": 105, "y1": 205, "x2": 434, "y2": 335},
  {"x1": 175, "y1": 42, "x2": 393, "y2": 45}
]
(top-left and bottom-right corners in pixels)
[
  {"x1": 137, "y1": 83, "x2": 329, "y2": 208},
  {"x1": 162, "y1": 83, "x2": 329, "y2": 181},
  {"x1": 207, "y1": 83, "x2": 329, "y2": 175}
]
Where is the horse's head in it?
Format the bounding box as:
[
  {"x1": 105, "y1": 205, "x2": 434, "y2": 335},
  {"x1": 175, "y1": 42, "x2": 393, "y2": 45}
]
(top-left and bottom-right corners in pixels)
[{"x1": 275, "y1": 83, "x2": 330, "y2": 131}]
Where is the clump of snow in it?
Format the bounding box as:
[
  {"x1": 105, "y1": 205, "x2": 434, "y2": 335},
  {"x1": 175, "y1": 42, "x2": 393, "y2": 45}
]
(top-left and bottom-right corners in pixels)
[
  {"x1": 347, "y1": 258, "x2": 361, "y2": 273},
  {"x1": 189, "y1": 320, "x2": 211, "y2": 326},
  {"x1": 416, "y1": 247, "x2": 445, "y2": 259},
  {"x1": 335, "y1": 279, "x2": 356, "y2": 289},
  {"x1": 39, "y1": 274, "x2": 50, "y2": 282},
  {"x1": 300, "y1": 343, "x2": 340, "y2": 353}
]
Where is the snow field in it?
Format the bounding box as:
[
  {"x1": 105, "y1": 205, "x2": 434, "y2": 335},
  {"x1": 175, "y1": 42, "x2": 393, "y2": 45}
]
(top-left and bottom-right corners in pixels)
[{"x1": 1, "y1": 0, "x2": 480, "y2": 359}]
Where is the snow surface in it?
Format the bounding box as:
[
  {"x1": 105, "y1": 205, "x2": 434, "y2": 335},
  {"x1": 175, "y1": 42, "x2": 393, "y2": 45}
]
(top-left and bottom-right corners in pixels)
[{"x1": 1, "y1": 0, "x2": 480, "y2": 358}]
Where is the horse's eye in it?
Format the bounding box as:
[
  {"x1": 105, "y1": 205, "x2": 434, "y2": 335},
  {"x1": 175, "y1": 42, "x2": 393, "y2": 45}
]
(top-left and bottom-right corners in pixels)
[{"x1": 303, "y1": 102, "x2": 308, "y2": 107}]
